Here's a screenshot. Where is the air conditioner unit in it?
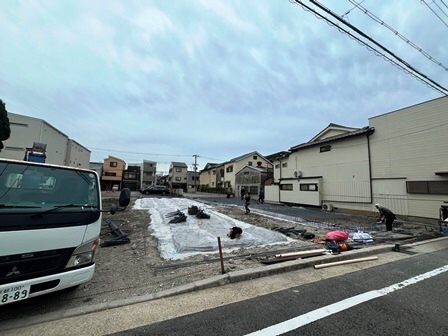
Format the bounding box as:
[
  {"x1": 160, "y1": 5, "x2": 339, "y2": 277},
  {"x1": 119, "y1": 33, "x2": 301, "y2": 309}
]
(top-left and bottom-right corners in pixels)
[
  {"x1": 293, "y1": 170, "x2": 303, "y2": 178},
  {"x1": 322, "y1": 202, "x2": 333, "y2": 211}
]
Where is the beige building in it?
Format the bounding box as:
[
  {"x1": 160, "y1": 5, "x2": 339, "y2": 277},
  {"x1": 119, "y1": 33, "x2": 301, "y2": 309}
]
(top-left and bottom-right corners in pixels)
[
  {"x1": 266, "y1": 96, "x2": 448, "y2": 219},
  {"x1": 101, "y1": 156, "x2": 126, "y2": 190},
  {"x1": 223, "y1": 151, "x2": 272, "y2": 194},
  {"x1": 169, "y1": 162, "x2": 188, "y2": 191},
  {"x1": 1, "y1": 112, "x2": 90, "y2": 168},
  {"x1": 199, "y1": 163, "x2": 219, "y2": 189}
]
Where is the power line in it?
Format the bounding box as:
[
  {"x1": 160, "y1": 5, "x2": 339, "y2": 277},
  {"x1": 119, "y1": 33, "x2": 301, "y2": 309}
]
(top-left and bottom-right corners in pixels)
[
  {"x1": 289, "y1": 0, "x2": 448, "y2": 95},
  {"x1": 341, "y1": 0, "x2": 366, "y2": 18},
  {"x1": 421, "y1": 0, "x2": 448, "y2": 28},
  {"x1": 89, "y1": 147, "x2": 193, "y2": 158},
  {"x1": 348, "y1": 0, "x2": 448, "y2": 71},
  {"x1": 433, "y1": 0, "x2": 448, "y2": 18},
  {"x1": 440, "y1": 0, "x2": 448, "y2": 11}
]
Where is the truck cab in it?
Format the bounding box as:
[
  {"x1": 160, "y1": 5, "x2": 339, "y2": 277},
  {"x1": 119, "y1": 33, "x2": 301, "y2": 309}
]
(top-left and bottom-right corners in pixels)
[{"x1": 0, "y1": 159, "x2": 102, "y2": 305}]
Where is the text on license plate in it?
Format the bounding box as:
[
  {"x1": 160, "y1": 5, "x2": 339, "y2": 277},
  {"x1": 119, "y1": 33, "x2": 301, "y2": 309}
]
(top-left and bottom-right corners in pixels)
[{"x1": 0, "y1": 284, "x2": 31, "y2": 305}]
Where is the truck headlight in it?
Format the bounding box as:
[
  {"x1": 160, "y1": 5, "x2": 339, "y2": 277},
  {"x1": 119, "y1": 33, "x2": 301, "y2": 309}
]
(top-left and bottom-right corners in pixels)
[{"x1": 65, "y1": 239, "x2": 99, "y2": 269}]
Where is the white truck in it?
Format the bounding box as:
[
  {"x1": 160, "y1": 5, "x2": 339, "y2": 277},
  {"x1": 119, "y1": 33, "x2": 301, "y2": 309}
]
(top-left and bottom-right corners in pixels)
[{"x1": 0, "y1": 158, "x2": 108, "y2": 305}]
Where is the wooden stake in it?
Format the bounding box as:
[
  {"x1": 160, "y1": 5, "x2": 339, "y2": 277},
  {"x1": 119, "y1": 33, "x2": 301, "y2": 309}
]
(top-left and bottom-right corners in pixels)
[
  {"x1": 314, "y1": 256, "x2": 378, "y2": 269},
  {"x1": 217, "y1": 236, "x2": 225, "y2": 274}
]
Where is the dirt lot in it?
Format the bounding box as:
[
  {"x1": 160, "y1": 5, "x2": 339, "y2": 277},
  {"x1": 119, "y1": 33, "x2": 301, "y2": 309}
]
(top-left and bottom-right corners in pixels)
[
  {"x1": 0, "y1": 193, "x2": 441, "y2": 323},
  {"x1": 85, "y1": 193, "x2": 440, "y2": 307}
]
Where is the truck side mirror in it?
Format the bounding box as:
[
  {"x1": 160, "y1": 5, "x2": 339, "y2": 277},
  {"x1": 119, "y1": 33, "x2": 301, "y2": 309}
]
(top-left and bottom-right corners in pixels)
[{"x1": 119, "y1": 188, "x2": 131, "y2": 208}]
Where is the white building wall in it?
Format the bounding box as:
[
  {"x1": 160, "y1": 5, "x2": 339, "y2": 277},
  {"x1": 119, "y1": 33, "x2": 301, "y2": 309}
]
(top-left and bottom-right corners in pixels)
[
  {"x1": 369, "y1": 96, "x2": 448, "y2": 218},
  {"x1": 66, "y1": 139, "x2": 91, "y2": 168},
  {"x1": 2, "y1": 113, "x2": 68, "y2": 165},
  {"x1": 265, "y1": 185, "x2": 279, "y2": 202},
  {"x1": 288, "y1": 136, "x2": 371, "y2": 204}
]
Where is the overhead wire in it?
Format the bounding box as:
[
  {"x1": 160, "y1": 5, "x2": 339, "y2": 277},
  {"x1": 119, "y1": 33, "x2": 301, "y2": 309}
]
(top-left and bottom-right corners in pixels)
[
  {"x1": 440, "y1": 0, "x2": 448, "y2": 11},
  {"x1": 433, "y1": 0, "x2": 448, "y2": 18},
  {"x1": 420, "y1": 0, "x2": 448, "y2": 28},
  {"x1": 347, "y1": 0, "x2": 448, "y2": 71},
  {"x1": 340, "y1": 0, "x2": 366, "y2": 18},
  {"x1": 288, "y1": 0, "x2": 448, "y2": 96}
]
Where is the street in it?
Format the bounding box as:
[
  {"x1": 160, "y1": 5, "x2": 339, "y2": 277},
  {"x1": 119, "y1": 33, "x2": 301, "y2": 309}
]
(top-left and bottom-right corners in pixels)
[
  {"x1": 5, "y1": 238, "x2": 447, "y2": 336},
  {"x1": 113, "y1": 247, "x2": 448, "y2": 336}
]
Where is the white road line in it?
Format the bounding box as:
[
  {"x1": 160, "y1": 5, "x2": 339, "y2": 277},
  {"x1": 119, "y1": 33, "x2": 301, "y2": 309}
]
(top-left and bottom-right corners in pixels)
[{"x1": 245, "y1": 265, "x2": 448, "y2": 336}]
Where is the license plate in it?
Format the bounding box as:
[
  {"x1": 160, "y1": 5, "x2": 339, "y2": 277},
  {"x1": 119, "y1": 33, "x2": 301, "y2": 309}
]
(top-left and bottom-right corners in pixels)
[{"x1": 0, "y1": 284, "x2": 30, "y2": 305}]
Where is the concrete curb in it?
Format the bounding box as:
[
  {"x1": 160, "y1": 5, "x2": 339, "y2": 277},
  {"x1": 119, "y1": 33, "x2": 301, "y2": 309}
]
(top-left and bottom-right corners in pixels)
[{"x1": 3, "y1": 236, "x2": 448, "y2": 332}]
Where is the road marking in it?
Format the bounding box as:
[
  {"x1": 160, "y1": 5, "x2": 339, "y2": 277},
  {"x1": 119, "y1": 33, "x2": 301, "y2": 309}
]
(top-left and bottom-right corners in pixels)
[{"x1": 245, "y1": 264, "x2": 448, "y2": 336}]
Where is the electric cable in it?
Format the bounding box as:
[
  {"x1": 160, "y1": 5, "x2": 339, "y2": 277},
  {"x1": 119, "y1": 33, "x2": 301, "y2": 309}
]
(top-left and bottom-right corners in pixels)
[
  {"x1": 348, "y1": 0, "x2": 448, "y2": 71},
  {"x1": 421, "y1": 0, "x2": 448, "y2": 28},
  {"x1": 289, "y1": 0, "x2": 448, "y2": 95}
]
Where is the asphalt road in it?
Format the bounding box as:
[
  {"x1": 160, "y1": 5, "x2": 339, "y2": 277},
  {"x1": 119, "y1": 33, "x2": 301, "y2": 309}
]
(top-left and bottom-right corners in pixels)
[{"x1": 113, "y1": 247, "x2": 448, "y2": 336}]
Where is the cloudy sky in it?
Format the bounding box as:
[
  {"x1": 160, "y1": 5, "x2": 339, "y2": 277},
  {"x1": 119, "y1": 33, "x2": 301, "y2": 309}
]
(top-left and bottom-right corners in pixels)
[{"x1": 1, "y1": 0, "x2": 447, "y2": 172}]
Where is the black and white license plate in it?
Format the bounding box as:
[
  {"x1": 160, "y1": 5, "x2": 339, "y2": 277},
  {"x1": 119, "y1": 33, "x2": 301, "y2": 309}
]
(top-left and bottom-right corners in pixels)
[{"x1": 0, "y1": 284, "x2": 30, "y2": 305}]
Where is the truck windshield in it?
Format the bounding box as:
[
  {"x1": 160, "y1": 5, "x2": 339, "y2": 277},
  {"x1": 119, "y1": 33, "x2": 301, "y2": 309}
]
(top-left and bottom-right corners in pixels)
[{"x1": 0, "y1": 161, "x2": 100, "y2": 214}]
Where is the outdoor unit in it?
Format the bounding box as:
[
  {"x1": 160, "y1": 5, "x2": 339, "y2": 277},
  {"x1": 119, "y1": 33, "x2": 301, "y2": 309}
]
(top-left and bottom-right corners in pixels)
[{"x1": 322, "y1": 202, "x2": 333, "y2": 211}]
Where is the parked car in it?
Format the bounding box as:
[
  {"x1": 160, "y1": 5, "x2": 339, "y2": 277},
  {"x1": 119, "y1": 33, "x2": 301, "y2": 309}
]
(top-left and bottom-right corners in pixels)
[{"x1": 141, "y1": 185, "x2": 170, "y2": 195}]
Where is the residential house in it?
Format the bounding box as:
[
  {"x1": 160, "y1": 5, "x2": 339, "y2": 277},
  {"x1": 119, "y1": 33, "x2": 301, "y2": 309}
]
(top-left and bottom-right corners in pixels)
[
  {"x1": 101, "y1": 156, "x2": 126, "y2": 191},
  {"x1": 169, "y1": 162, "x2": 188, "y2": 191},
  {"x1": 1, "y1": 112, "x2": 90, "y2": 168},
  {"x1": 122, "y1": 164, "x2": 141, "y2": 191},
  {"x1": 235, "y1": 164, "x2": 270, "y2": 199},
  {"x1": 199, "y1": 163, "x2": 219, "y2": 191},
  {"x1": 223, "y1": 151, "x2": 272, "y2": 196},
  {"x1": 266, "y1": 96, "x2": 448, "y2": 219},
  {"x1": 187, "y1": 170, "x2": 200, "y2": 193},
  {"x1": 141, "y1": 160, "x2": 157, "y2": 188}
]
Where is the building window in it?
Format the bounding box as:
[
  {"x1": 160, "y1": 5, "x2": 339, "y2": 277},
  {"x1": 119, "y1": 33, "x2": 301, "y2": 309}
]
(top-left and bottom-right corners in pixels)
[
  {"x1": 105, "y1": 172, "x2": 116, "y2": 176},
  {"x1": 110, "y1": 162, "x2": 118, "y2": 167},
  {"x1": 175, "y1": 177, "x2": 181, "y2": 181},
  {"x1": 300, "y1": 183, "x2": 318, "y2": 191},
  {"x1": 275, "y1": 164, "x2": 280, "y2": 169},
  {"x1": 226, "y1": 165, "x2": 233, "y2": 173},
  {"x1": 280, "y1": 184, "x2": 293, "y2": 191},
  {"x1": 248, "y1": 162, "x2": 253, "y2": 166},
  {"x1": 176, "y1": 168, "x2": 182, "y2": 172},
  {"x1": 212, "y1": 170, "x2": 216, "y2": 175},
  {"x1": 253, "y1": 155, "x2": 258, "y2": 160},
  {"x1": 407, "y1": 181, "x2": 448, "y2": 194},
  {"x1": 320, "y1": 145, "x2": 331, "y2": 153},
  {"x1": 282, "y1": 162, "x2": 287, "y2": 168}
]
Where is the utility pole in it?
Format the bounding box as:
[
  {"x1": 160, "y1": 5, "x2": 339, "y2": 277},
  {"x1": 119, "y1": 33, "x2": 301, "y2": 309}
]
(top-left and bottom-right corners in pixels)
[{"x1": 192, "y1": 154, "x2": 199, "y2": 193}]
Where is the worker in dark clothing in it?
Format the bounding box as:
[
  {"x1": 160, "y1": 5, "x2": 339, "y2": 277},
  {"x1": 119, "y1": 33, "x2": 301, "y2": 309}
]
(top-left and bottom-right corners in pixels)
[
  {"x1": 258, "y1": 189, "x2": 265, "y2": 204},
  {"x1": 240, "y1": 188, "x2": 245, "y2": 200},
  {"x1": 244, "y1": 192, "x2": 251, "y2": 214},
  {"x1": 375, "y1": 204, "x2": 396, "y2": 231}
]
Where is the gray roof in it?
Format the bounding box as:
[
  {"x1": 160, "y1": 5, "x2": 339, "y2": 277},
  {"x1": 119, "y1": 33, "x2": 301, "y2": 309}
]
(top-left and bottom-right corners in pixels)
[
  {"x1": 171, "y1": 161, "x2": 188, "y2": 168},
  {"x1": 289, "y1": 126, "x2": 375, "y2": 152}
]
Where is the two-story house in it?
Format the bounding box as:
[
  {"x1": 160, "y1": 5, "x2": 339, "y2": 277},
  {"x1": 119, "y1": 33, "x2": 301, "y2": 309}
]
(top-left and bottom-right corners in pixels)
[
  {"x1": 142, "y1": 160, "x2": 157, "y2": 188},
  {"x1": 122, "y1": 164, "x2": 141, "y2": 191},
  {"x1": 101, "y1": 156, "x2": 126, "y2": 191},
  {"x1": 169, "y1": 162, "x2": 188, "y2": 191},
  {"x1": 223, "y1": 151, "x2": 272, "y2": 195},
  {"x1": 199, "y1": 163, "x2": 219, "y2": 191}
]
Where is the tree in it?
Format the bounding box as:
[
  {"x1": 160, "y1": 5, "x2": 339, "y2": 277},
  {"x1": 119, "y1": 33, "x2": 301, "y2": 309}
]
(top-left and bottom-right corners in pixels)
[{"x1": 0, "y1": 99, "x2": 11, "y2": 152}]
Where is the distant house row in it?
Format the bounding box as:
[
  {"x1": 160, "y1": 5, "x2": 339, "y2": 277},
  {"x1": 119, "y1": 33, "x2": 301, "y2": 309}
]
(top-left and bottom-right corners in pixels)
[
  {"x1": 89, "y1": 157, "x2": 202, "y2": 192},
  {"x1": 199, "y1": 96, "x2": 448, "y2": 220}
]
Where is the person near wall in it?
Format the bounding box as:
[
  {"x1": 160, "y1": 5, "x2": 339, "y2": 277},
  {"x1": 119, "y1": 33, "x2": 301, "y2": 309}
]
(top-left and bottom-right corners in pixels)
[
  {"x1": 375, "y1": 204, "x2": 396, "y2": 231},
  {"x1": 244, "y1": 192, "x2": 251, "y2": 214},
  {"x1": 258, "y1": 189, "x2": 265, "y2": 204},
  {"x1": 240, "y1": 188, "x2": 245, "y2": 200}
]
